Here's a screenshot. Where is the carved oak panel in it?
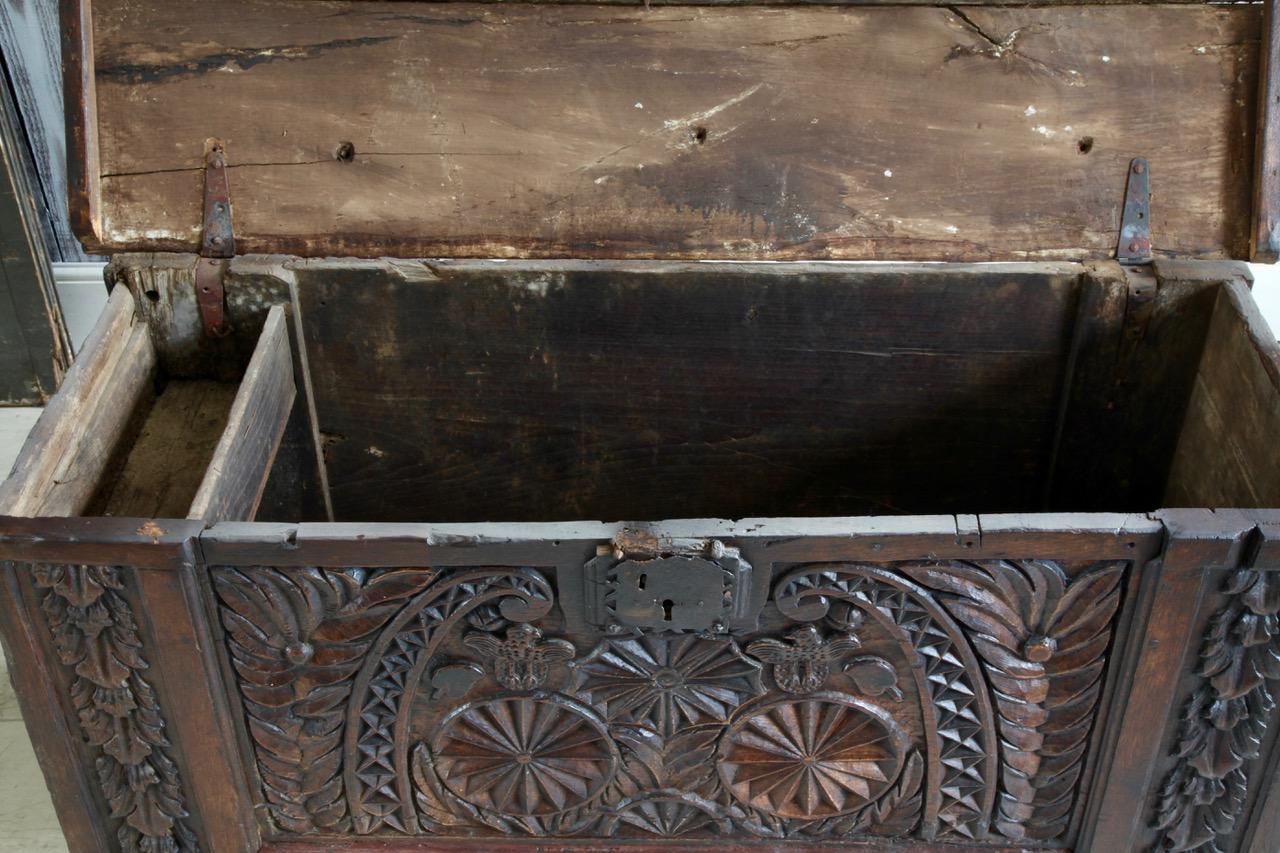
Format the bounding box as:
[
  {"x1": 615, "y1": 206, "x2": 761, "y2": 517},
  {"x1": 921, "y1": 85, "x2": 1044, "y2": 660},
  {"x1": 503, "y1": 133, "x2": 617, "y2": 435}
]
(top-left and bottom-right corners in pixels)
[
  {"x1": 16, "y1": 563, "x2": 199, "y2": 853},
  {"x1": 212, "y1": 556, "x2": 1128, "y2": 845}
]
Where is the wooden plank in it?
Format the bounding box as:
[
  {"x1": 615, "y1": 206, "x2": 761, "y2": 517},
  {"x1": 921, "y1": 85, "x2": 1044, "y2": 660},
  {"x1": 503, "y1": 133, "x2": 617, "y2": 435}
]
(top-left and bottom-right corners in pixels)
[
  {"x1": 1048, "y1": 260, "x2": 1229, "y2": 511},
  {"x1": 133, "y1": 561, "x2": 261, "y2": 852},
  {"x1": 1254, "y1": 0, "x2": 1280, "y2": 262},
  {"x1": 0, "y1": 286, "x2": 157, "y2": 517},
  {"x1": 1164, "y1": 279, "x2": 1280, "y2": 507},
  {"x1": 199, "y1": 512, "x2": 1163, "y2": 567},
  {"x1": 1082, "y1": 509, "x2": 1259, "y2": 851},
  {"x1": 91, "y1": 379, "x2": 239, "y2": 518},
  {"x1": 78, "y1": 0, "x2": 1261, "y2": 260},
  {"x1": 62, "y1": 0, "x2": 98, "y2": 250},
  {"x1": 291, "y1": 260, "x2": 1082, "y2": 522},
  {"x1": 188, "y1": 305, "x2": 296, "y2": 522}
]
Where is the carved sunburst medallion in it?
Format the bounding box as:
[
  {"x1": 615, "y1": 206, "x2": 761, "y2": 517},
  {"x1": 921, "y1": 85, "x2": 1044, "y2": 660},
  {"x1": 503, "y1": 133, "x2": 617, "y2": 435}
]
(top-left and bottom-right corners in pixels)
[
  {"x1": 718, "y1": 694, "x2": 908, "y2": 819},
  {"x1": 570, "y1": 634, "x2": 763, "y2": 737},
  {"x1": 431, "y1": 694, "x2": 619, "y2": 817}
]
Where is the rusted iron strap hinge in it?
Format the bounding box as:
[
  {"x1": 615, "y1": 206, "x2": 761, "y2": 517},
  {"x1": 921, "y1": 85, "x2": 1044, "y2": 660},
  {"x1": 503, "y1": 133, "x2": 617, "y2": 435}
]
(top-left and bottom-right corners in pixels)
[
  {"x1": 1117, "y1": 157, "x2": 1152, "y2": 266},
  {"x1": 197, "y1": 141, "x2": 234, "y2": 337}
]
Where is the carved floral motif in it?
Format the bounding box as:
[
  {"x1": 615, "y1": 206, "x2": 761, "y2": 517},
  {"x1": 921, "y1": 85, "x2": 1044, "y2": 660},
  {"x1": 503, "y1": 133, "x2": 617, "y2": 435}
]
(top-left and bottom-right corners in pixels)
[
  {"x1": 464, "y1": 623, "x2": 575, "y2": 690},
  {"x1": 570, "y1": 634, "x2": 764, "y2": 737},
  {"x1": 431, "y1": 694, "x2": 619, "y2": 817},
  {"x1": 746, "y1": 625, "x2": 861, "y2": 694},
  {"x1": 1152, "y1": 568, "x2": 1280, "y2": 852},
  {"x1": 217, "y1": 556, "x2": 1128, "y2": 844},
  {"x1": 718, "y1": 694, "x2": 908, "y2": 819},
  {"x1": 32, "y1": 563, "x2": 198, "y2": 853}
]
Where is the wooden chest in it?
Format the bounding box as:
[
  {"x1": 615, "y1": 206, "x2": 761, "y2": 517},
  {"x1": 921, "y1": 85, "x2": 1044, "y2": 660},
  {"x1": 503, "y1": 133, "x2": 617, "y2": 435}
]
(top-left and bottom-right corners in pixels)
[{"x1": 3, "y1": 1, "x2": 1280, "y2": 850}]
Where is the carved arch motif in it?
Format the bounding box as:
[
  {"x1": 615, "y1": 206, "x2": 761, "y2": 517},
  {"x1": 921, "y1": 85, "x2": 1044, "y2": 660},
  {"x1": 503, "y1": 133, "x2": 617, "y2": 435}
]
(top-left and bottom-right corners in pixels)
[{"x1": 215, "y1": 556, "x2": 1124, "y2": 845}]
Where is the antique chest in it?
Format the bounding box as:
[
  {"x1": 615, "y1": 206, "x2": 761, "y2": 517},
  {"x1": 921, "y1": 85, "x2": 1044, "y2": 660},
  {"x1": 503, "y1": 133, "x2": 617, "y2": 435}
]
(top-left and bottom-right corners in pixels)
[{"x1": 2, "y1": 0, "x2": 1280, "y2": 851}]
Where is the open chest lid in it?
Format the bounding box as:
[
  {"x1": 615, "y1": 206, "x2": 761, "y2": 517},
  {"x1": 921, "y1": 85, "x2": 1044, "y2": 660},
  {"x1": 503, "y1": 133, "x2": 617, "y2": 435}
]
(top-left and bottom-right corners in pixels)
[{"x1": 66, "y1": 0, "x2": 1280, "y2": 263}]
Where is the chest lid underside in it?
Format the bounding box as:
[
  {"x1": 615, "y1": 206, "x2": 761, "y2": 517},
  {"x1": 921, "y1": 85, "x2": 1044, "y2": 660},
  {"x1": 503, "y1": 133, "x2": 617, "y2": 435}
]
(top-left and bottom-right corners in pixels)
[{"x1": 67, "y1": 0, "x2": 1280, "y2": 263}]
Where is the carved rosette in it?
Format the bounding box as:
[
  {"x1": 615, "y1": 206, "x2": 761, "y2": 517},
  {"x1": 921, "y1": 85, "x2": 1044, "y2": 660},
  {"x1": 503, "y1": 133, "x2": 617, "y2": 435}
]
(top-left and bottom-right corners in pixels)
[
  {"x1": 432, "y1": 694, "x2": 619, "y2": 817},
  {"x1": 217, "y1": 556, "x2": 1126, "y2": 845},
  {"x1": 1152, "y1": 568, "x2": 1280, "y2": 852},
  {"x1": 718, "y1": 694, "x2": 908, "y2": 819},
  {"x1": 30, "y1": 563, "x2": 198, "y2": 853},
  {"x1": 570, "y1": 634, "x2": 764, "y2": 737},
  {"x1": 776, "y1": 559, "x2": 1125, "y2": 842}
]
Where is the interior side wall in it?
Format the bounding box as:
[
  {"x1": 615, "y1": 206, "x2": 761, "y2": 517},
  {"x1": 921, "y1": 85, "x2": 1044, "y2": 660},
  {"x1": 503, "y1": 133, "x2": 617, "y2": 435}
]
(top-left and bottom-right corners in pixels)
[
  {"x1": 1165, "y1": 277, "x2": 1280, "y2": 507},
  {"x1": 293, "y1": 260, "x2": 1083, "y2": 523},
  {"x1": 1046, "y1": 261, "x2": 1226, "y2": 512}
]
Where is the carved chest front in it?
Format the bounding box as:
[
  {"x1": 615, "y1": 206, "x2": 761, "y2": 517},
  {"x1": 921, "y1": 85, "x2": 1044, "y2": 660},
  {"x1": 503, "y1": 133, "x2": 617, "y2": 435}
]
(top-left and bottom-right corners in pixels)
[{"x1": 1, "y1": 1, "x2": 1279, "y2": 852}]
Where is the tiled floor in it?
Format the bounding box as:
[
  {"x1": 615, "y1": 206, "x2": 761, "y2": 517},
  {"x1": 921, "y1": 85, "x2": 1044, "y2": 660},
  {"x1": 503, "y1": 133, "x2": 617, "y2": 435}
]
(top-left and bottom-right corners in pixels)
[{"x1": 0, "y1": 656, "x2": 67, "y2": 852}]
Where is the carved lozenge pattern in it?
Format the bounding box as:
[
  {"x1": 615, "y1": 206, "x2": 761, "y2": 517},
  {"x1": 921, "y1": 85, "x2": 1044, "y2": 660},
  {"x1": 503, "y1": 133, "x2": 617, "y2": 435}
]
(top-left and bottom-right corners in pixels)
[{"x1": 215, "y1": 557, "x2": 1127, "y2": 844}]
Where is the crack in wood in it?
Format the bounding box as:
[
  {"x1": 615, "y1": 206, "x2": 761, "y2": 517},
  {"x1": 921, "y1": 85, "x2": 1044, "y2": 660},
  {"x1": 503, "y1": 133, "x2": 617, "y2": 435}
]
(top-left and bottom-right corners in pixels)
[
  {"x1": 97, "y1": 35, "x2": 398, "y2": 85},
  {"x1": 944, "y1": 7, "x2": 1082, "y2": 86}
]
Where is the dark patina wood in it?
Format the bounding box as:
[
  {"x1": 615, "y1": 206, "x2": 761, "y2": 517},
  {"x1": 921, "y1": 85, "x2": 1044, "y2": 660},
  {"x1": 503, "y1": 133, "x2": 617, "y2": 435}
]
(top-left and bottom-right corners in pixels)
[
  {"x1": 3, "y1": 0, "x2": 1279, "y2": 851},
  {"x1": 66, "y1": 0, "x2": 1264, "y2": 262}
]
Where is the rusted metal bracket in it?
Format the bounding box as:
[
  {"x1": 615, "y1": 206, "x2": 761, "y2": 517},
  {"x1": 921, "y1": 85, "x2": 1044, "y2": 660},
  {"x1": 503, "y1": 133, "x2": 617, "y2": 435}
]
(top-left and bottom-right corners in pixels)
[
  {"x1": 197, "y1": 140, "x2": 234, "y2": 337},
  {"x1": 1117, "y1": 158, "x2": 1152, "y2": 265}
]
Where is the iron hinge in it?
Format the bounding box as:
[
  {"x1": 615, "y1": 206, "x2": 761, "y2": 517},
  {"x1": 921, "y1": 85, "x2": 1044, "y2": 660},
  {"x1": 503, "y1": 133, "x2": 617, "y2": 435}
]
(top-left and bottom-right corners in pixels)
[
  {"x1": 197, "y1": 140, "x2": 234, "y2": 337},
  {"x1": 1117, "y1": 157, "x2": 1152, "y2": 266}
]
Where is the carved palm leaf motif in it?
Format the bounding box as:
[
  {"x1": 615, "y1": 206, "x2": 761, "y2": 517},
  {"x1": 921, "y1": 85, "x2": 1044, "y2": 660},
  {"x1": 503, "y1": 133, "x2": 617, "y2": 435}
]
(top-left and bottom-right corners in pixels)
[
  {"x1": 343, "y1": 567, "x2": 556, "y2": 834},
  {"x1": 1152, "y1": 568, "x2": 1280, "y2": 852},
  {"x1": 30, "y1": 563, "x2": 198, "y2": 853},
  {"x1": 570, "y1": 633, "x2": 764, "y2": 738},
  {"x1": 896, "y1": 559, "x2": 1125, "y2": 842},
  {"x1": 213, "y1": 566, "x2": 438, "y2": 834},
  {"x1": 775, "y1": 565, "x2": 998, "y2": 841}
]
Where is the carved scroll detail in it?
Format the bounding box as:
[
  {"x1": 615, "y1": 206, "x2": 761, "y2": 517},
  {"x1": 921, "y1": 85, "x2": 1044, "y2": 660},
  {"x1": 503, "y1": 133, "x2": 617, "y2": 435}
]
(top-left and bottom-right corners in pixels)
[
  {"x1": 1152, "y1": 568, "x2": 1280, "y2": 852},
  {"x1": 32, "y1": 564, "x2": 198, "y2": 853},
  {"x1": 776, "y1": 559, "x2": 1125, "y2": 843},
  {"x1": 776, "y1": 565, "x2": 998, "y2": 840},
  {"x1": 344, "y1": 567, "x2": 556, "y2": 834}
]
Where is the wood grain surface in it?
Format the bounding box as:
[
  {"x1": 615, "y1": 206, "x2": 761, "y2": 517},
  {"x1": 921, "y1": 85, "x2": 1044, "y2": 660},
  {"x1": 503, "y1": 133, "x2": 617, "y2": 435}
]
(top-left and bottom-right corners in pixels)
[
  {"x1": 1165, "y1": 278, "x2": 1280, "y2": 508},
  {"x1": 288, "y1": 259, "x2": 1083, "y2": 522},
  {"x1": 77, "y1": 0, "x2": 1261, "y2": 260},
  {"x1": 188, "y1": 305, "x2": 296, "y2": 522}
]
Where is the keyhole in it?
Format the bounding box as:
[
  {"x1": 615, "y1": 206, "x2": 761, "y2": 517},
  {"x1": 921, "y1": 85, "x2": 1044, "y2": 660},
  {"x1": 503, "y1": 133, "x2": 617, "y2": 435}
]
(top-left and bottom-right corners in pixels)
[
  {"x1": 662, "y1": 599, "x2": 675, "y2": 622},
  {"x1": 638, "y1": 573, "x2": 647, "y2": 590}
]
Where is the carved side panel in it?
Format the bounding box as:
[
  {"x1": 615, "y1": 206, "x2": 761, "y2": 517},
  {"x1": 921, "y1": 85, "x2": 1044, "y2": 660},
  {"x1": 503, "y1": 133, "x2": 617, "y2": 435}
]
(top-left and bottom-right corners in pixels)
[
  {"x1": 1151, "y1": 567, "x2": 1280, "y2": 852},
  {"x1": 213, "y1": 557, "x2": 1127, "y2": 846},
  {"x1": 26, "y1": 563, "x2": 199, "y2": 853}
]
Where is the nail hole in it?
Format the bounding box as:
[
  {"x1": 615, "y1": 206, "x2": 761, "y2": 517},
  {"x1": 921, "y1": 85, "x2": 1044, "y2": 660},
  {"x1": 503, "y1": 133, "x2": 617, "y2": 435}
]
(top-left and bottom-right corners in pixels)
[
  {"x1": 144, "y1": 289, "x2": 159, "y2": 302},
  {"x1": 692, "y1": 126, "x2": 708, "y2": 144},
  {"x1": 963, "y1": 540, "x2": 974, "y2": 548},
  {"x1": 1126, "y1": 541, "x2": 1136, "y2": 549},
  {"x1": 335, "y1": 141, "x2": 356, "y2": 162},
  {"x1": 638, "y1": 573, "x2": 647, "y2": 590},
  {"x1": 662, "y1": 599, "x2": 675, "y2": 621},
  {"x1": 1077, "y1": 136, "x2": 1094, "y2": 154}
]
